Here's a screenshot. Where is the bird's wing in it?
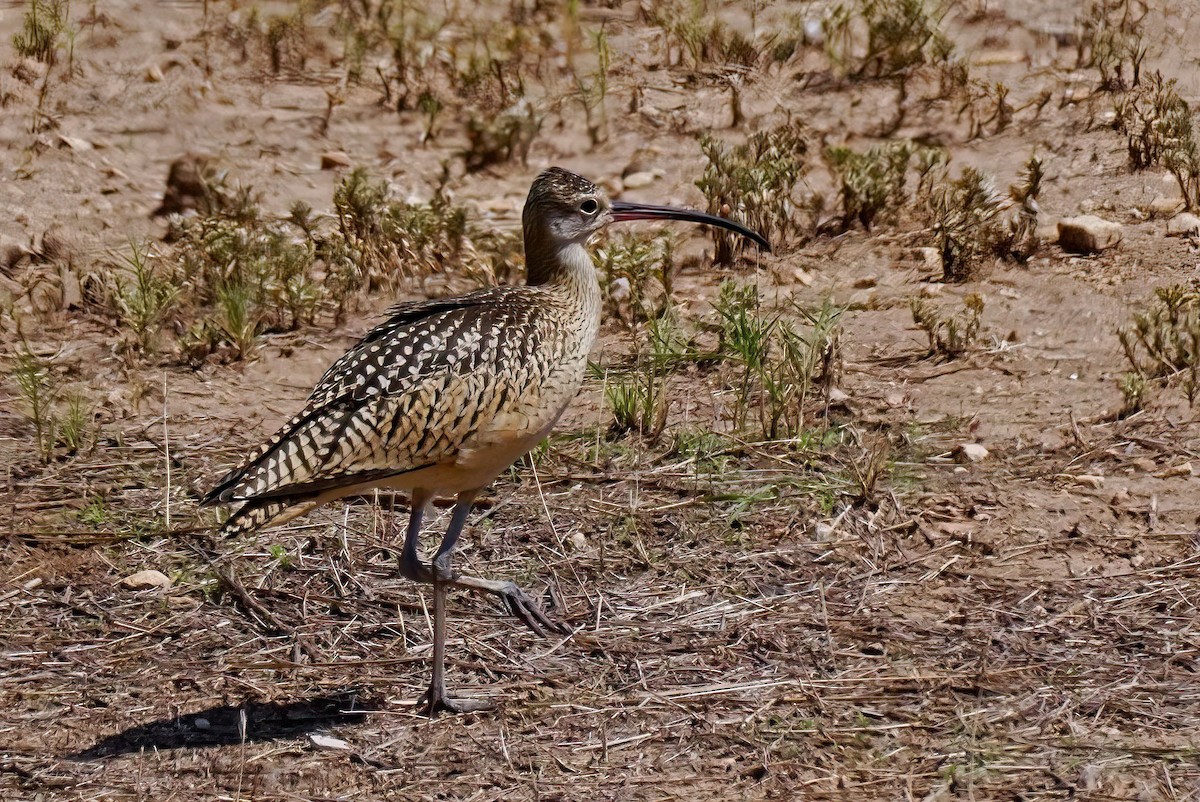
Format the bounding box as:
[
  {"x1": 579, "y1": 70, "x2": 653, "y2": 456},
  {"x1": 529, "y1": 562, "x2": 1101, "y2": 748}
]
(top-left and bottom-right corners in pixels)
[{"x1": 201, "y1": 287, "x2": 554, "y2": 505}]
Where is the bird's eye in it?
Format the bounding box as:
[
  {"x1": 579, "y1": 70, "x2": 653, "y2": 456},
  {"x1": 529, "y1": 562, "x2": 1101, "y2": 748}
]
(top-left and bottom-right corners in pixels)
[{"x1": 579, "y1": 199, "x2": 599, "y2": 215}]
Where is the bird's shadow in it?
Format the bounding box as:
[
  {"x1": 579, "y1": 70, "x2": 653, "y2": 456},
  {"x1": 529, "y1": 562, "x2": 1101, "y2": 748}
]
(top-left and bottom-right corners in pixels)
[{"x1": 69, "y1": 690, "x2": 378, "y2": 761}]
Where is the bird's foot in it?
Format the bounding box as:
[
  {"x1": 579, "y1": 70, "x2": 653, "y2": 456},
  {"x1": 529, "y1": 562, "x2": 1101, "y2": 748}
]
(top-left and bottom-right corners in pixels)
[
  {"x1": 491, "y1": 580, "x2": 570, "y2": 637},
  {"x1": 419, "y1": 685, "x2": 493, "y2": 717}
]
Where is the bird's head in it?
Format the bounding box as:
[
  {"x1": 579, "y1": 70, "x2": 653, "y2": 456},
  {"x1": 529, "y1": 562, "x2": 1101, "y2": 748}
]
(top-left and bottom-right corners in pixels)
[{"x1": 523, "y1": 166, "x2": 771, "y2": 253}]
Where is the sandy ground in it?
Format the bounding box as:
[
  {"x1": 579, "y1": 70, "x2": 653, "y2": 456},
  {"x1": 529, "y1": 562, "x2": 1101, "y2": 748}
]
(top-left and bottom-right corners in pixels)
[{"x1": 1, "y1": 0, "x2": 1198, "y2": 799}]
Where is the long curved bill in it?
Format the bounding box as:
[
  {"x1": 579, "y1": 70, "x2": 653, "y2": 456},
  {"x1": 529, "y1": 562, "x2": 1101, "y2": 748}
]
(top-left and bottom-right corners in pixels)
[{"x1": 610, "y1": 201, "x2": 771, "y2": 252}]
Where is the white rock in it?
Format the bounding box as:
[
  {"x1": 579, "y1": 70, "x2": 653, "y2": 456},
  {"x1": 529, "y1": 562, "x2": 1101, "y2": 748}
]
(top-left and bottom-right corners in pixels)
[
  {"x1": 1166, "y1": 213, "x2": 1200, "y2": 237},
  {"x1": 608, "y1": 276, "x2": 631, "y2": 302},
  {"x1": 803, "y1": 18, "x2": 824, "y2": 45},
  {"x1": 917, "y1": 247, "x2": 942, "y2": 273},
  {"x1": 56, "y1": 135, "x2": 93, "y2": 151},
  {"x1": 320, "y1": 151, "x2": 352, "y2": 170},
  {"x1": 119, "y1": 569, "x2": 172, "y2": 590},
  {"x1": 1057, "y1": 215, "x2": 1122, "y2": 253},
  {"x1": 310, "y1": 734, "x2": 352, "y2": 751},
  {"x1": 956, "y1": 443, "x2": 989, "y2": 463},
  {"x1": 621, "y1": 171, "x2": 656, "y2": 189},
  {"x1": 828, "y1": 387, "x2": 850, "y2": 405}
]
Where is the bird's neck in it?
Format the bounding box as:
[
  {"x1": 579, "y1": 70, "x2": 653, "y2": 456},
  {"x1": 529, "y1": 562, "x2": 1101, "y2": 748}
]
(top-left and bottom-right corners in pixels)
[{"x1": 525, "y1": 238, "x2": 601, "y2": 312}]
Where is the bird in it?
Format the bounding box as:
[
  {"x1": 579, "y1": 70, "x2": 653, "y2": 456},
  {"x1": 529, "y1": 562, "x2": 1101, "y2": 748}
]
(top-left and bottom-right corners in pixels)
[{"x1": 201, "y1": 167, "x2": 770, "y2": 715}]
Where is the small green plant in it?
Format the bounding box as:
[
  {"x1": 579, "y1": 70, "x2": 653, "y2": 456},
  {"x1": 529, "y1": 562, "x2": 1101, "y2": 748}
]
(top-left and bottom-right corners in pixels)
[
  {"x1": 78, "y1": 496, "x2": 109, "y2": 528},
  {"x1": 1006, "y1": 153, "x2": 1044, "y2": 263},
  {"x1": 925, "y1": 167, "x2": 1009, "y2": 282},
  {"x1": 13, "y1": 0, "x2": 69, "y2": 64},
  {"x1": 598, "y1": 232, "x2": 677, "y2": 328},
  {"x1": 463, "y1": 100, "x2": 541, "y2": 172},
  {"x1": 823, "y1": 0, "x2": 953, "y2": 81},
  {"x1": 825, "y1": 140, "x2": 919, "y2": 230},
  {"x1": 8, "y1": 345, "x2": 96, "y2": 461},
  {"x1": 571, "y1": 28, "x2": 611, "y2": 148},
  {"x1": 57, "y1": 390, "x2": 92, "y2": 453},
  {"x1": 1118, "y1": 283, "x2": 1200, "y2": 406},
  {"x1": 911, "y1": 292, "x2": 985, "y2": 358},
  {"x1": 714, "y1": 281, "x2": 843, "y2": 439},
  {"x1": 1113, "y1": 76, "x2": 1200, "y2": 208},
  {"x1": 697, "y1": 123, "x2": 809, "y2": 264},
  {"x1": 1076, "y1": 0, "x2": 1147, "y2": 91},
  {"x1": 111, "y1": 239, "x2": 180, "y2": 353},
  {"x1": 645, "y1": 0, "x2": 761, "y2": 70},
  {"x1": 1118, "y1": 372, "x2": 1147, "y2": 415},
  {"x1": 265, "y1": 11, "x2": 311, "y2": 74},
  {"x1": 605, "y1": 365, "x2": 668, "y2": 440},
  {"x1": 11, "y1": 344, "x2": 59, "y2": 462}
]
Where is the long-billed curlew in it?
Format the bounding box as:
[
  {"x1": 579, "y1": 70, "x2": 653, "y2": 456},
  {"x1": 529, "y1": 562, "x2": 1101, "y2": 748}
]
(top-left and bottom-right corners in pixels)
[{"x1": 201, "y1": 167, "x2": 769, "y2": 714}]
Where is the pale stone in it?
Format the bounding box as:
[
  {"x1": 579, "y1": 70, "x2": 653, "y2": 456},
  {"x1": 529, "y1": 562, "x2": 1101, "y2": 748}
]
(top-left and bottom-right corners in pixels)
[
  {"x1": 1073, "y1": 474, "x2": 1105, "y2": 488},
  {"x1": 146, "y1": 64, "x2": 165, "y2": 83},
  {"x1": 119, "y1": 569, "x2": 172, "y2": 590},
  {"x1": 1166, "y1": 213, "x2": 1200, "y2": 237},
  {"x1": 310, "y1": 734, "x2": 352, "y2": 751},
  {"x1": 1057, "y1": 215, "x2": 1122, "y2": 253},
  {"x1": 917, "y1": 247, "x2": 943, "y2": 273},
  {"x1": 56, "y1": 135, "x2": 93, "y2": 151},
  {"x1": 621, "y1": 171, "x2": 656, "y2": 189},
  {"x1": 320, "y1": 151, "x2": 352, "y2": 170},
  {"x1": 956, "y1": 443, "x2": 989, "y2": 463}
]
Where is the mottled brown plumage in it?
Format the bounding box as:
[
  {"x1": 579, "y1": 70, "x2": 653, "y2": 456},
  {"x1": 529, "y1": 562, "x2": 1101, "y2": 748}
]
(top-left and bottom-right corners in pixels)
[{"x1": 203, "y1": 167, "x2": 768, "y2": 715}]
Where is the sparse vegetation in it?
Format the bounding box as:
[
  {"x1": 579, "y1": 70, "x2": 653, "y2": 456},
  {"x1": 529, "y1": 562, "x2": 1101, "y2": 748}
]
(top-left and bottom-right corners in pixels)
[
  {"x1": 645, "y1": 0, "x2": 762, "y2": 71},
  {"x1": 1076, "y1": 0, "x2": 1147, "y2": 91},
  {"x1": 12, "y1": 0, "x2": 70, "y2": 64},
  {"x1": 1118, "y1": 283, "x2": 1200, "y2": 406},
  {"x1": 825, "y1": 139, "x2": 918, "y2": 230},
  {"x1": 823, "y1": 0, "x2": 954, "y2": 81},
  {"x1": 911, "y1": 292, "x2": 985, "y2": 357},
  {"x1": 9, "y1": 343, "x2": 94, "y2": 461},
  {"x1": 6, "y1": 2, "x2": 1200, "y2": 798},
  {"x1": 697, "y1": 123, "x2": 810, "y2": 264},
  {"x1": 1113, "y1": 72, "x2": 1200, "y2": 208},
  {"x1": 714, "y1": 281, "x2": 842, "y2": 440},
  {"x1": 924, "y1": 166, "x2": 1009, "y2": 282}
]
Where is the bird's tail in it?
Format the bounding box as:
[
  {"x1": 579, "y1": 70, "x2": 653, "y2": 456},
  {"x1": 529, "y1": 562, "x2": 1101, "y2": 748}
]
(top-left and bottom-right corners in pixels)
[{"x1": 219, "y1": 498, "x2": 320, "y2": 538}]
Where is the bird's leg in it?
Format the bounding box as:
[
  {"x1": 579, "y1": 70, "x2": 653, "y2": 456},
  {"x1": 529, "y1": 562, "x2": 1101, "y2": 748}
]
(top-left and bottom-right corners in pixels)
[
  {"x1": 431, "y1": 490, "x2": 570, "y2": 637},
  {"x1": 397, "y1": 489, "x2": 433, "y2": 584},
  {"x1": 430, "y1": 490, "x2": 478, "y2": 581},
  {"x1": 423, "y1": 491, "x2": 491, "y2": 716}
]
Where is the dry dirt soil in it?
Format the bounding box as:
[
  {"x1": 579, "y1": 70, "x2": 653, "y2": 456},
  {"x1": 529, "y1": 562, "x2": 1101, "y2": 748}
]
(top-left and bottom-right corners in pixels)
[{"x1": 1, "y1": 0, "x2": 1199, "y2": 800}]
